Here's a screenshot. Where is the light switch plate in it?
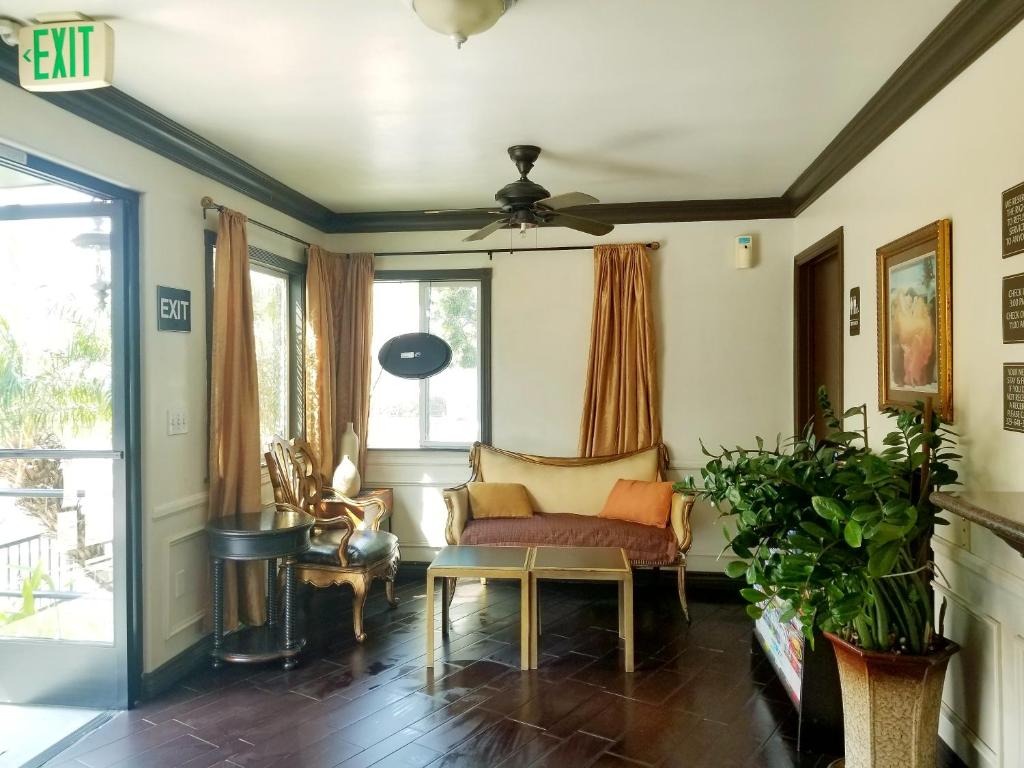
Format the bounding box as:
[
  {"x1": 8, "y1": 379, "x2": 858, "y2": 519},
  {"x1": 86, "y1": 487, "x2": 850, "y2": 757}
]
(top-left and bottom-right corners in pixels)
[
  {"x1": 174, "y1": 570, "x2": 186, "y2": 598},
  {"x1": 167, "y1": 407, "x2": 188, "y2": 436}
]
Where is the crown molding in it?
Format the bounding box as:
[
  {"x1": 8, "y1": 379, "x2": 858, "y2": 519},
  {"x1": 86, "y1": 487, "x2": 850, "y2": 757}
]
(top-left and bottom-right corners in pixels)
[
  {"x1": 785, "y1": 0, "x2": 1024, "y2": 216},
  {"x1": 0, "y1": 45, "x2": 334, "y2": 231},
  {"x1": 1, "y1": 0, "x2": 1021, "y2": 233}
]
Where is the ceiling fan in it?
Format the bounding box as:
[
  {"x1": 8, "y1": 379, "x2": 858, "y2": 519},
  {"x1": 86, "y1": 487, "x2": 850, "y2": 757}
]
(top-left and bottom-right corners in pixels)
[{"x1": 440, "y1": 145, "x2": 614, "y2": 242}]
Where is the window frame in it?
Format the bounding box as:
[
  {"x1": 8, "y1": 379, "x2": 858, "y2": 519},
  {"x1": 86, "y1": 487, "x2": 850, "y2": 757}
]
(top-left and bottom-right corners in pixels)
[
  {"x1": 371, "y1": 268, "x2": 492, "y2": 452},
  {"x1": 204, "y1": 230, "x2": 306, "y2": 443}
]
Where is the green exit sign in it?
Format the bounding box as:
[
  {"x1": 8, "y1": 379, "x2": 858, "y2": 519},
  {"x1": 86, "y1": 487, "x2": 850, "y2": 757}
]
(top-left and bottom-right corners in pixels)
[{"x1": 18, "y1": 19, "x2": 113, "y2": 92}]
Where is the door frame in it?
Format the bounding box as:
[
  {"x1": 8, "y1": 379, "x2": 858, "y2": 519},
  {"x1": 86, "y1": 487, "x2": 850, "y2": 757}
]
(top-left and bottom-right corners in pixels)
[
  {"x1": 0, "y1": 147, "x2": 142, "y2": 706},
  {"x1": 793, "y1": 227, "x2": 845, "y2": 434}
]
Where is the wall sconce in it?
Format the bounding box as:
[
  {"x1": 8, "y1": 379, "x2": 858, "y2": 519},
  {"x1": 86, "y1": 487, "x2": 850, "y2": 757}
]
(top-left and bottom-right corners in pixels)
[{"x1": 735, "y1": 234, "x2": 754, "y2": 269}]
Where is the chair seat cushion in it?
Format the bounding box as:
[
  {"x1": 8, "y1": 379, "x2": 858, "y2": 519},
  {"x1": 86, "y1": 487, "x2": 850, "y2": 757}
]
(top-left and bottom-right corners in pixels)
[
  {"x1": 299, "y1": 529, "x2": 398, "y2": 567},
  {"x1": 460, "y1": 512, "x2": 678, "y2": 565}
]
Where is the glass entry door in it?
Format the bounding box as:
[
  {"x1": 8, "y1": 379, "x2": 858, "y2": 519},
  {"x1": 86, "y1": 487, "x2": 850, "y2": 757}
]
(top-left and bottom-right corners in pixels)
[{"x1": 0, "y1": 171, "x2": 131, "y2": 708}]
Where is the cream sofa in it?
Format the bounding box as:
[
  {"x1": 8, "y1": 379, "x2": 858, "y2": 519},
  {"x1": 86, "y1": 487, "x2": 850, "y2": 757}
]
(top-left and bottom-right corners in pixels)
[{"x1": 442, "y1": 443, "x2": 696, "y2": 618}]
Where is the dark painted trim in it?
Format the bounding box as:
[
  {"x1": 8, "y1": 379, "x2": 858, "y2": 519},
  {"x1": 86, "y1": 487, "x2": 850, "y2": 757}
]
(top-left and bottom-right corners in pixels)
[
  {"x1": 793, "y1": 227, "x2": 845, "y2": 434},
  {"x1": 785, "y1": 0, "x2": 1024, "y2": 215},
  {"x1": 329, "y1": 198, "x2": 793, "y2": 234},
  {"x1": 122, "y1": 191, "x2": 144, "y2": 708},
  {"x1": 0, "y1": 45, "x2": 333, "y2": 231},
  {"x1": 204, "y1": 233, "x2": 308, "y2": 441},
  {"x1": 0, "y1": 152, "x2": 144, "y2": 707},
  {"x1": 372, "y1": 268, "x2": 492, "y2": 446},
  {"x1": 139, "y1": 634, "x2": 213, "y2": 702}
]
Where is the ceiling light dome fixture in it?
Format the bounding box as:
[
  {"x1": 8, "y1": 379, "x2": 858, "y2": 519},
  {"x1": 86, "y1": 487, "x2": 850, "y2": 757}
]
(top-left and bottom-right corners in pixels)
[{"x1": 409, "y1": 0, "x2": 515, "y2": 48}]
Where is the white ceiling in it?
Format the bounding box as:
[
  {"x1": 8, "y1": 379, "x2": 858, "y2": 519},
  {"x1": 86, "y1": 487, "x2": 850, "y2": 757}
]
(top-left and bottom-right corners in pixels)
[{"x1": 4, "y1": 1, "x2": 958, "y2": 212}]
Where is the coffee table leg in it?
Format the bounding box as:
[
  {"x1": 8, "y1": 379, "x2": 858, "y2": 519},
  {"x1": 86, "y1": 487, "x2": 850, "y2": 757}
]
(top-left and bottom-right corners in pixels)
[
  {"x1": 426, "y1": 571, "x2": 435, "y2": 668},
  {"x1": 623, "y1": 574, "x2": 634, "y2": 673},
  {"x1": 441, "y1": 577, "x2": 450, "y2": 639},
  {"x1": 520, "y1": 574, "x2": 530, "y2": 670},
  {"x1": 617, "y1": 581, "x2": 624, "y2": 639},
  {"x1": 530, "y1": 575, "x2": 538, "y2": 669}
]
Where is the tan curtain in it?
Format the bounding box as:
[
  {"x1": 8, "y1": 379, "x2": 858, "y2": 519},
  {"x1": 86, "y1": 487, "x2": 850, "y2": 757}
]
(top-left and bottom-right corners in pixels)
[
  {"x1": 208, "y1": 209, "x2": 265, "y2": 628},
  {"x1": 305, "y1": 246, "x2": 374, "y2": 481},
  {"x1": 578, "y1": 243, "x2": 661, "y2": 457}
]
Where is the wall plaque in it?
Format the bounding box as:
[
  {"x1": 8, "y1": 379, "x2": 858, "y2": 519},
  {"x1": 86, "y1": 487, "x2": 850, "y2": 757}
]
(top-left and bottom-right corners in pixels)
[
  {"x1": 1004, "y1": 181, "x2": 1024, "y2": 258},
  {"x1": 849, "y1": 286, "x2": 861, "y2": 336},
  {"x1": 1004, "y1": 272, "x2": 1024, "y2": 343},
  {"x1": 1005, "y1": 363, "x2": 1024, "y2": 433},
  {"x1": 157, "y1": 286, "x2": 191, "y2": 332}
]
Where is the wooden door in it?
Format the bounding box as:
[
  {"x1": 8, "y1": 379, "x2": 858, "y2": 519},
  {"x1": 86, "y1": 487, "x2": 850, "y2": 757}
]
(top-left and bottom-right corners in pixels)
[{"x1": 794, "y1": 228, "x2": 844, "y2": 438}]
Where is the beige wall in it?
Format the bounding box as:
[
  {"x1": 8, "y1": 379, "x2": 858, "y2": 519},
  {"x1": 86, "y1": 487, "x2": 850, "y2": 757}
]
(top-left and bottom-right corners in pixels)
[
  {"x1": 793, "y1": 22, "x2": 1024, "y2": 768},
  {"x1": 330, "y1": 220, "x2": 795, "y2": 568},
  {"x1": 0, "y1": 80, "x2": 316, "y2": 674}
]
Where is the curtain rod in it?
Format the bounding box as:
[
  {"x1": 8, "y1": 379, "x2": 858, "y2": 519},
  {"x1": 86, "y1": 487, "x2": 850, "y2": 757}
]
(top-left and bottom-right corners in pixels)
[
  {"x1": 200, "y1": 196, "x2": 312, "y2": 248},
  {"x1": 200, "y1": 197, "x2": 660, "y2": 257},
  {"x1": 374, "y1": 242, "x2": 661, "y2": 258}
]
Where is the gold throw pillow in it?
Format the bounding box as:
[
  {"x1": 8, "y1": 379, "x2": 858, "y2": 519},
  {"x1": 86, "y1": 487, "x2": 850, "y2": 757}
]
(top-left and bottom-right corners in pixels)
[{"x1": 468, "y1": 482, "x2": 534, "y2": 519}]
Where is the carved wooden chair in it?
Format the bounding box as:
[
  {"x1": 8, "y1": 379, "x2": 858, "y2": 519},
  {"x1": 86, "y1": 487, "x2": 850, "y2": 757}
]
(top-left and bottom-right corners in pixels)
[{"x1": 265, "y1": 436, "x2": 400, "y2": 642}]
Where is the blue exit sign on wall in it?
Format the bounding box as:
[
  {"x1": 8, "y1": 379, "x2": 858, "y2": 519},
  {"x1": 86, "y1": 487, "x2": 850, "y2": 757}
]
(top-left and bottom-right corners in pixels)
[{"x1": 18, "y1": 17, "x2": 114, "y2": 92}]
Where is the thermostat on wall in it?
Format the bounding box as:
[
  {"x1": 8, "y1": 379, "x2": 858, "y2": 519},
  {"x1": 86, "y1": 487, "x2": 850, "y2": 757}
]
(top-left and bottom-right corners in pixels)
[{"x1": 735, "y1": 235, "x2": 754, "y2": 269}]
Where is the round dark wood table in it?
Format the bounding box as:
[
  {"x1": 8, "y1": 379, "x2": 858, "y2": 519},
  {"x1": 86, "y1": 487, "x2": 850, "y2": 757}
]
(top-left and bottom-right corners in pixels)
[{"x1": 207, "y1": 504, "x2": 314, "y2": 670}]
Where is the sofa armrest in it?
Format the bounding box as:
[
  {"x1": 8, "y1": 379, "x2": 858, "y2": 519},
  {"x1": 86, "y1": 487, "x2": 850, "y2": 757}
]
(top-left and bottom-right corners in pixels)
[
  {"x1": 671, "y1": 492, "x2": 696, "y2": 555},
  {"x1": 443, "y1": 486, "x2": 470, "y2": 545}
]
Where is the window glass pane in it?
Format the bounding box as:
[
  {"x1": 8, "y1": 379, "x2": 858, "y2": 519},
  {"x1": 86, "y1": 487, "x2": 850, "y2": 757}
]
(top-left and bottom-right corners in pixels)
[
  {"x1": 426, "y1": 284, "x2": 480, "y2": 445},
  {"x1": 0, "y1": 457, "x2": 114, "y2": 643},
  {"x1": 368, "y1": 282, "x2": 421, "y2": 449},
  {"x1": 0, "y1": 217, "x2": 113, "y2": 451},
  {"x1": 368, "y1": 279, "x2": 482, "y2": 449},
  {"x1": 250, "y1": 267, "x2": 289, "y2": 448}
]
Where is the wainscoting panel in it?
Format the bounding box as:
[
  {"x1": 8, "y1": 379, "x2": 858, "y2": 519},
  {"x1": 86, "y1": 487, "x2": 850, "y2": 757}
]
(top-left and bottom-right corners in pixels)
[
  {"x1": 1016, "y1": 634, "x2": 1024, "y2": 765},
  {"x1": 934, "y1": 536, "x2": 1024, "y2": 768},
  {"x1": 166, "y1": 525, "x2": 208, "y2": 640},
  {"x1": 934, "y1": 583, "x2": 1001, "y2": 768}
]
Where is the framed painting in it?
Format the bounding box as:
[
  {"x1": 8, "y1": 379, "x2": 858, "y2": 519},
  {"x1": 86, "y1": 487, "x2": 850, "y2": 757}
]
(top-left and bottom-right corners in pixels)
[{"x1": 876, "y1": 219, "x2": 953, "y2": 420}]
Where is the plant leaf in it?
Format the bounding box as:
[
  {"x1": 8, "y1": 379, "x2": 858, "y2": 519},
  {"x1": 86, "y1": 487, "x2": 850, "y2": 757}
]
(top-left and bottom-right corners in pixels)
[{"x1": 843, "y1": 519, "x2": 863, "y2": 548}]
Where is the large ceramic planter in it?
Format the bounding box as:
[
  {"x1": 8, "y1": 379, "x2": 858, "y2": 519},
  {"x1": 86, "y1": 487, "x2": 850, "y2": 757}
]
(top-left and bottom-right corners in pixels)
[{"x1": 825, "y1": 632, "x2": 959, "y2": 768}]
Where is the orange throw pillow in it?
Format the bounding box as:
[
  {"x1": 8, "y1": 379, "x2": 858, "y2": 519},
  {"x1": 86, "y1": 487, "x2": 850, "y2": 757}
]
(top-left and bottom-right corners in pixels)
[
  {"x1": 468, "y1": 482, "x2": 534, "y2": 519},
  {"x1": 599, "y1": 479, "x2": 673, "y2": 528}
]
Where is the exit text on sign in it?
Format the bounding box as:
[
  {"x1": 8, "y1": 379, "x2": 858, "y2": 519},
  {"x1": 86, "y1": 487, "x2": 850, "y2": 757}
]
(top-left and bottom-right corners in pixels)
[{"x1": 18, "y1": 21, "x2": 114, "y2": 92}]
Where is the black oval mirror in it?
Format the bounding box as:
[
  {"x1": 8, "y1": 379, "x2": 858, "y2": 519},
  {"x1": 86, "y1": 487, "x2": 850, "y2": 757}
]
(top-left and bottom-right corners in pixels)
[{"x1": 378, "y1": 332, "x2": 453, "y2": 380}]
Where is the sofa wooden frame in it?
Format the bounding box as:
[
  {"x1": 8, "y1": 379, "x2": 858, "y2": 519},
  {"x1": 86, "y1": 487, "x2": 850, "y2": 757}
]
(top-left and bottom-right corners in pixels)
[{"x1": 442, "y1": 442, "x2": 696, "y2": 620}]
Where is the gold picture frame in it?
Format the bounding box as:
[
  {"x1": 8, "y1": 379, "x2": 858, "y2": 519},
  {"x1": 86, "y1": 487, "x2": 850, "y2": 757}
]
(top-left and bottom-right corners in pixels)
[{"x1": 876, "y1": 219, "x2": 953, "y2": 420}]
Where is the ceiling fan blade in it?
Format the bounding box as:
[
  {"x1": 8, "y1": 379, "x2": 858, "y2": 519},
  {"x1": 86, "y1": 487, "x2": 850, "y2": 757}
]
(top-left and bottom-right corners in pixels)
[
  {"x1": 536, "y1": 192, "x2": 600, "y2": 210},
  {"x1": 426, "y1": 209, "x2": 503, "y2": 215},
  {"x1": 546, "y1": 212, "x2": 614, "y2": 237},
  {"x1": 464, "y1": 218, "x2": 510, "y2": 242}
]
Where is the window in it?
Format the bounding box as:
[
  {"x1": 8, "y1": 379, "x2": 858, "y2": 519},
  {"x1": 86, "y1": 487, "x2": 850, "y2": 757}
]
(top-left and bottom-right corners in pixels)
[
  {"x1": 205, "y1": 232, "x2": 305, "y2": 451},
  {"x1": 369, "y1": 270, "x2": 491, "y2": 450}
]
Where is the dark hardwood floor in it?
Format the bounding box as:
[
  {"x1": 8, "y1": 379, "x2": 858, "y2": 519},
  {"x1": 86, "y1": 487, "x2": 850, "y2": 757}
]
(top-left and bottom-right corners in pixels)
[{"x1": 44, "y1": 573, "x2": 836, "y2": 768}]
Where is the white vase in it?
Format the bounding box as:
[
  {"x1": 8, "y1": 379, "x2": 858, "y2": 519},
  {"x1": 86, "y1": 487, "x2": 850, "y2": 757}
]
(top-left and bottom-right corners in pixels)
[
  {"x1": 333, "y1": 423, "x2": 361, "y2": 497},
  {"x1": 332, "y1": 455, "x2": 361, "y2": 497},
  {"x1": 340, "y1": 422, "x2": 360, "y2": 465}
]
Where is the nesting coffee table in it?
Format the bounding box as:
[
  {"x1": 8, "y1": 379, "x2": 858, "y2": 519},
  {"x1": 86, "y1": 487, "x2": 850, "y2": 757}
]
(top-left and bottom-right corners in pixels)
[
  {"x1": 530, "y1": 546, "x2": 634, "y2": 671},
  {"x1": 425, "y1": 545, "x2": 634, "y2": 672},
  {"x1": 426, "y1": 546, "x2": 533, "y2": 669}
]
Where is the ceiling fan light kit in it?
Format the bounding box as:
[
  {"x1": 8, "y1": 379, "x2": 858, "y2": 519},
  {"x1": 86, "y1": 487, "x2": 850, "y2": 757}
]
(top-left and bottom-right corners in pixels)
[
  {"x1": 461, "y1": 145, "x2": 614, "y2": 242},
  {"x1": 409, "y1": 0, "x2": 515, "y2": 48}
]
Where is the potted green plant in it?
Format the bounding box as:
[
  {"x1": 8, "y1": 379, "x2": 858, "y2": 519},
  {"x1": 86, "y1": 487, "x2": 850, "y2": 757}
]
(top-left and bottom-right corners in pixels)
[{"x1": 682, "y1": 389, "x2": 960, "y2": 768}]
